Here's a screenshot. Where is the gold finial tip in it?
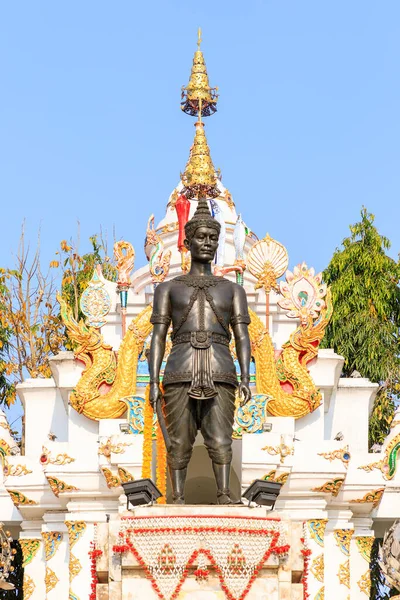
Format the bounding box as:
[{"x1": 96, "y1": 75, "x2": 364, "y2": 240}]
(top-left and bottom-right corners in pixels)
[{"x1": 197, "y1": 27, "x2": 202, "y2": 50}]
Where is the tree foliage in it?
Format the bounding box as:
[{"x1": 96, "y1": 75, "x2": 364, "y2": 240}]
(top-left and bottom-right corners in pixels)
[{"x1": 322, "y1": 208, "x2": 400, "y2": 447}]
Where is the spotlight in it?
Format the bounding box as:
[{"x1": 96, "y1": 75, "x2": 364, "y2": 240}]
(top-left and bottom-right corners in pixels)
[
  {"x1": 122, "y1": 479, "x2": 162, "y2": 509},
  {"x1": 243, "y1": 480, "x2": 282, "y2": 510},
  {"x1": 262, "y1": 422, "x2": 273, "y2": 433},
  {"x1": 119, "y1": 423, "x2": 130, "y2": 434}
]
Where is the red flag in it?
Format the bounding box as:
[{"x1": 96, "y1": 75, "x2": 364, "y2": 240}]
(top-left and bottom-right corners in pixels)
[{"x1": 175, "y1": 194, "x2": 190, "y2": 251}]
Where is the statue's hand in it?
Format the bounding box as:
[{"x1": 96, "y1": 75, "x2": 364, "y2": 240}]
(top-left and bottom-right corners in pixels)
[
  {"x1": 238, "y1": 379, "x2": 252, "y2": 407},
  {"x1": 149, "y1": 382, "x2": 162, "y2": 413}
]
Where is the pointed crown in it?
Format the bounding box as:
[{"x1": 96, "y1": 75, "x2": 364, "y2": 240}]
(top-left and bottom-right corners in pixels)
[
  {"x1": 181, "y1": 28, "x2": 218, "y2": 117},
  {"x1": 184, "y1": 198, "x2": 221, "y2": 242},
  {"x1": 181, "y1": 120, "x2": 219, "y2": 199}
]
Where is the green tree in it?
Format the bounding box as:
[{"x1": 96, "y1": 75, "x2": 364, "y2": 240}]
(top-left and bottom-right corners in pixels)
[{"x1": 322, "y1": 208, "x2": 400, "y2": 447}]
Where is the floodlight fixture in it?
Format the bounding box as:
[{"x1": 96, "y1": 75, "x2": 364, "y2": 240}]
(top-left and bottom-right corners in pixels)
[
  {"x1": 119, "y1": 423, "x2": 130, "y2": 434},
  {"x1": 262, "y1": 422, "x2": 273, "y2": 433},
  {"x1": 242, "y1": 479, "x2": 282, "y2": 510},
  {"x1": 122, "y1": 479, "x2": 162, "y2": 509}
]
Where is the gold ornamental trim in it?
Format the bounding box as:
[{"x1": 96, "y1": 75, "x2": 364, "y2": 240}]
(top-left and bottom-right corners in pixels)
[
  {"x1": 310, "y1": 554, "x2": 324, "y2": 582},
  {"x1": 65, "y1": 521, "x2": 87, "y2": 549},
  {"x1": 45, "y1": 566, "x2": 59, "y2": 593},
  {"x1": 311, "y1": 478, "x2": 344, "y2": 497},
  {"x1": 307, "y1": 520, "x2": 328, "y2": 547},
  {"x1": 42, "y1": 531, "x2": 63, "y2": 561},
  {"x1": 69, "y1": 552, "x2": 82, "y2": 582},
  {"x1": 98, "y1": 439, "x2": 130, "y2": 459},
  {"x1": 333, "y1": 530, "x2": 354, "y2": 556},
  {"x1": 118, "y1": 467, "x2": 134, "y2": 483},
  {"x1": 355, "y1": 536, "x2": 374, "y2": 562},
  {"x1": 40, "y1": 445, "x2": 75, "y2": 466},
  {"x1": 318, "y1": 446, "x2": 351, "y2": 468},
  {"x1": 101, "y1": 467, "x2": 121, "y2": 488},
  {"x1": 337, "y1": 560, "x2": 350, "y2": 588},
  {"x1": 350, "y1": 488, "x2": 384, "y2": 508},
  {"x1": 23, "y1": 574, "x2": 35, "y2": 600},
  {"x1": 20, "y1": 539, "x2": 41, "y2": 567},
  {"x1": 8, "y1": 490, "x2": 37, "y2": 506},
  {"x1": 261, "y1": 436, "x2": 294, "y2": 464},
  {"x1": 262, "y1": 470, "x2": 289, "y2": 485},
  {"x1": 358, "y1": 570, "x2": 371, "y2": 596},
  {"x1": 46, "y1": 476, "x2": 79, "y2": 497},
  {"x1": 315, "y1": 588, "x2": 324, "y2": 600}
]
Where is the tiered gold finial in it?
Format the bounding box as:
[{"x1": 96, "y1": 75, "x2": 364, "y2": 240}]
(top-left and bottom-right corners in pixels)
[
  {"x1": 180, "y1": 108, "x2": 219, "y2": 199},
  {"x1": 181, "y1": 28, "x2": 218, "y2": 117}
]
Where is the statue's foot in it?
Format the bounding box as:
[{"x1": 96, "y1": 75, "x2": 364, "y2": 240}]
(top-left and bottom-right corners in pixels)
[
  {"x1": 172, "y1": 495, "x2": 185, "y2": 505},
  {"x1": 217, "y1": 489, "x2": 233, "y2": 505}
]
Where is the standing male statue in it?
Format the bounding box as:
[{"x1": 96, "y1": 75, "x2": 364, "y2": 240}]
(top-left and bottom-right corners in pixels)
[{"x1": 149, "y1": 199, "x2": 251, "y2": 504}]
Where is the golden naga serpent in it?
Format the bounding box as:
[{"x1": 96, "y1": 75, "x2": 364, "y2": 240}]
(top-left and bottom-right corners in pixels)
[
  {"x1": 58, "y1": 288, "x2": 331, "y2": 422},
  {"x1": 249, "y1": 289, "x2": 333, "y2": 419},
  {"x1": 58, "y1": 294, "x2": 152, "y2": 420}
]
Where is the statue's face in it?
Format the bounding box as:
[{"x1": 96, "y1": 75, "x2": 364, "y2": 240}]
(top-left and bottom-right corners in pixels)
[{"x1": 185, "y1": 226, "x2": 219, "y2": 263}]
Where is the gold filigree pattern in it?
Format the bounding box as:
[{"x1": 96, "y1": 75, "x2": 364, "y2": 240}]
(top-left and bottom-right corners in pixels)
[
  {"x1": 40, "y1": 445, "x2": 75, "y2": 466},
  {"x1": 45, "y1": 566, "x2": 59, "y2": 593},
  {"x1": 42, "y1": 531, "x2": 63, "y2": 561},
  {"x1": 350, "y1": 488, "x2": 384, "y2": 508},
  {"x1": 101, "y1": 467, "x2": 121, "y2": 488},
  {"x1": 20, "y1": 539, "x2": 41, "y2": 567},
  {"x1": 262, "y1": 470, "x2": 289, "y2": 485},
  {"x1": 8, "y1": 490, "x2": 37, "y2": 506},
  {"x1": 0, "y1": 439, "x2": 11, "y2": 456},
  {"x1": 46, "y1": 476, "x2": 79, "y2": 497},
  {"x1": 23, "y1": 574, "x2": 35, "y2": 599},
  {"x1": 307, "y1": 520, "x2": 328, "y2": 547},
  {"x1": 358, "y1": 570, "x2": 371, "y2": 596},
  {"x1": 315, "y1": 588, "x2": 324, "y2": 600},
  {"x1": 65, "y1": 521, "x2": 87, "y2": 549},
  {"x1": 334, "y1": 530, "x2": 354, "y2": 556},
  {"x1": 318, "y1": 446, "x2": 351, "y2": 468},
  {"x1": 261, "y1": 436, "x2": 294, "y2": 464},
  {"x1": 337, "y1": 560, "x2": 350, "y2": 588},
  {"x1": 312, "y1": 478, "x2": 344, "y2": 497},
  {"x1": 358, "y1": 433, "x2": 400, "y2": 480},
  {"x1": 98, "y1": 439, "x2": 130, "y2": 459},
  {"x1": 3, "y1": 462, "x2": 32, "y2": 477},
  {"x1": 69, "y1": 553, "x2": 82, "y2": 581},
  {"x1": 310, "y1": 554, "x2": 324, "y2": 582},
  {"x1": 355, "y1": 536, "x2": 374, "y2": 562},
  {"x1": 118, "y1": 467, "x2": 134, "y2": 483}
]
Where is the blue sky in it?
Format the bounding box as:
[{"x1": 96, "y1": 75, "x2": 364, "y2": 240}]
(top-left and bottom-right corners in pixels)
[{"x1": 1, "y1": 2, "x2": 400, "y2": 427}]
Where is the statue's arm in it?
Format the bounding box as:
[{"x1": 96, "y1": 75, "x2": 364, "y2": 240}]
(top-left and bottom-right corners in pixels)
[
  {"x1": 149, "y1": 284, "x2": 171, "y2": 408},
  {"x1": 231, "y1": 284, "x2": 252, "y2": 405}
]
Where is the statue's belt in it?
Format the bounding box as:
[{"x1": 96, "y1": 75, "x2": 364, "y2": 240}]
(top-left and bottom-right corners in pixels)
[{"x1": 172, "y1": 331, "x2": 230, "y2": 349}]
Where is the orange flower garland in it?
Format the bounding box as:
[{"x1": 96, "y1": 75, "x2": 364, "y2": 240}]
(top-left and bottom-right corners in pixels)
[
  {"x1": 142, "y1": 385, "x2": 153, "y2": 479},
  {"x1": 156, "y1": 417, "x2": 167, "y2": 504}
]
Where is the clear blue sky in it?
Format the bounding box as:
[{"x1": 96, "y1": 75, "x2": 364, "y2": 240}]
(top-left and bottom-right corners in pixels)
[{"x1": 1, "y1": 2, "x2": 400, "y2": 427}]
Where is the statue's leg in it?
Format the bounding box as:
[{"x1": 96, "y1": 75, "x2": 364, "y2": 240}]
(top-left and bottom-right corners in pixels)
[
  {"x1": 200, "y1": 383, "x2": 236, "y2": 504},
  {"x1": 163, "y1": 383, "x2": 197, "y2": 504}
]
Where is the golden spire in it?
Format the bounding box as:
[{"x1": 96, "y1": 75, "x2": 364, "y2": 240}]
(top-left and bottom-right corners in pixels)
[
  {"x1": 181, "y1": 100, "x2": 219, "y2": 199},
  {"x1": 181, "y1": 29, "x2": 218, "y2": 117}
]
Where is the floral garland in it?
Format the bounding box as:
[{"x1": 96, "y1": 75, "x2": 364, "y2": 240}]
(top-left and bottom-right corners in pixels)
[
  {"x1": 156, "y1": 417, "x2": 167, "y2": 504},
  {"x1": 88, "y1": 524, "x2": 103, "y2": 600},
  {"x1": 142, "y1": 385, "x2": 153, "y2": 479},
  {"x1": 301, "y1": 524, "x2": 312, "y2": 600},
  {"x1": 113, "y1": 515, "x2": 289, "y2": 600}
]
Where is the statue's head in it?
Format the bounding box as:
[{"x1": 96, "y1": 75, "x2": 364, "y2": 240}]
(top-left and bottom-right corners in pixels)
[{"x1": 184, "y1": 199, "x2": 220, "y2": 263}]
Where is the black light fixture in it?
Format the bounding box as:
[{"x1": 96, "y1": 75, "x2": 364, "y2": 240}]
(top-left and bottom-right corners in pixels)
[
  {"x1": 242, "y1": 480, "x2": 282, "y2": 509},
  {"x1": 122, "y1": 479, "x2": 162, "y2": 509}
]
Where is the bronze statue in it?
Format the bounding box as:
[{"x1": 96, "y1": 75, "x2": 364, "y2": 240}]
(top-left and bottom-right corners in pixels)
[{"x1": 149, "y1": 199, "x2": 251, "y2": 504}]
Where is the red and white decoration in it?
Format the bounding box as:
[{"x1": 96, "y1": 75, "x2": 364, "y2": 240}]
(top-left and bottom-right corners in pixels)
[{"x1": 113, "y1": 515, "x2": 289, "y2": 600}]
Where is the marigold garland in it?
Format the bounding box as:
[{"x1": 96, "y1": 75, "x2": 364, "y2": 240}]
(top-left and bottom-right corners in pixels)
[
  {"x1": 156, "y1": 417, "x2": 167, "y2": 504},
  {"x1": 142, "y1": 385, "x2": 153, "y2": 479},
  {"x1": 88, "y1": 524, "x2": 103, "y2": 600}
]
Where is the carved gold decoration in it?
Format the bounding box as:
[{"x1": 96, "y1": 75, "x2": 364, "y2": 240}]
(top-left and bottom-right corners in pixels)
[
  {"x1": 310, "y1": 554, "x2": 324, "y2": 582},
  {"x1": 42, "y1": 531, "x2": 62, "y2": 561},
  {"x1": 65, "y1": 521, "x2": 86, "y2": 549},
  {"x1": 355, "y1": 536, "x2": 374, "y2": 562},
  {"x1": 315, "y1": 588, "x2": 324, "y2": 600},
  {"x1": 46, "y1": 476, "x2": 79, "y2": 497},
  {"x1": 98, "y1": 439, "x2": 130, "y2": 459},
  {"x1": 358, "y1": 433, "x2": 400, "y2": 480},
  {"x1": 181, "y1": 118, "x2": 219, "y2": 199},
  {"x1": 0, "y1": 439, "x2": 11, "y2": 456},
  {"x1": 58, "y1": 295, "x2": 152, "y2": 420},
  {"x1": 318, "y1": 446, "x2": 351, "y2": 468},
  {"x1": 114, "y1": 240, "x2": 135, "y2": 286},
  {"x1": 350, "y1": 488, "x2": 384, "y2": 508},
  {"x1": 40, "y1": 445, "x2": 75, "y2": 466},
  {"x1": 262, "y1": 470, "x2": 289, "y2": 485},
  {"x1": 307, "y1": 520, "x2": 328, "y2": 547},
  {"x1": 69, "y1": 553, "x2": 82, "y2": 581},
  {"x1": 3, "y1": 461, "x2": 32, "y2": 477},
  {"x1": 248, "y1": 234, "x2": 289, "y2": 294},
  {"x1": 145, "y1": 215, "x2": 172, "y2": 284},
  {"x1": 337, "y1": 560, "x2": 350, "y2": 588},
  {"x1": 20, "y1": 539, "x2": 41, "y2": 567},
  {"x1": 80, "y1": 265, "x2": 111, "y2": 328},
  {"x1": 8, "y1": 490, "x2": 37, "y2": 506},
  {"x1": 312, "y1": 478, "x2": 344, "y2": 497},
  {"x1": 247, "y1": 288, "x2": 332, "y2": 419},
  {"x1": 118, "y1": 467, "x2": 134, "y2": 483},
  {"x1": 181, "y1": 28, "x2": 218, "y2": 117},
  {"x1": 101, "y1": 467, "x2": 121, "y2": 488},
  {"x1": 358, "y1": 570, "x2": 371, "y2": 596},
  {"x1": 262, "y1": 436, "x2": 294, "y2": 464},
  {"x1": 23, "y1": 574, "x2": 35, "y2": 599},
  {"x1": 278, "y1": 263, "x2": 327, "y2": 325},
  {"x1": 45, "y1": 566, "x2": 59, "y2": 593},
  {"x1": 334, "y1": 530, "x2": 354, "y2": 556}
]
